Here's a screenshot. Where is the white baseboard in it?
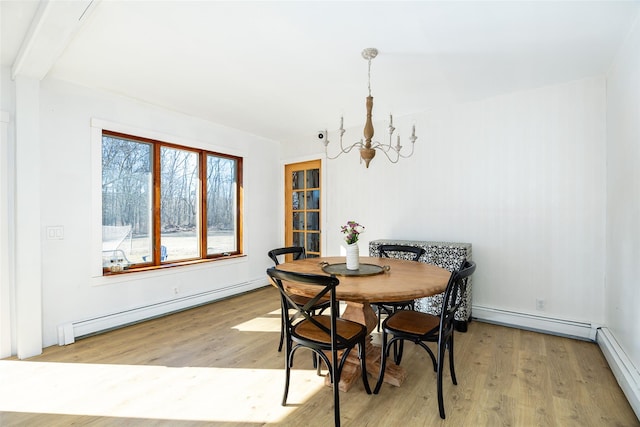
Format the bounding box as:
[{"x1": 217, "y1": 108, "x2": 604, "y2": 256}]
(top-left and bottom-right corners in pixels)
[
  {"x1": 472, "y1": 305, "x2": 599, "y2": 341},
  {"x1": 597, "y1": 328, "x2": 640, "y2": 420},
  {"x1": 57, "y1": 278, "x2": 267, "y2": 345}
]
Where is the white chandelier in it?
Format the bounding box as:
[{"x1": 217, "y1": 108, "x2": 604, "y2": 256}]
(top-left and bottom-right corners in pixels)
[{"x1": 320, "y1": 48, "x2": 417, "y2": 168}]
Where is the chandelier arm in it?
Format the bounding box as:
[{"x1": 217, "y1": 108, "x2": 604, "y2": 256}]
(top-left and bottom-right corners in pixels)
[
  {"x1": 338, "y1": 127, "x2": 351, "y2": 152},
  {"x1": 324, "y1": 139, "x2": 364, "y2": 160},
  {"x1": 374, "y1": 145, "x2": 402, "y2": 164},
  {"x1": 370, "y1": 137, "x2": 416, "y2": 159},
  {"x1": 396, "y1": 140, "x2": 417, "y2": 159},
  {"x1": 370, "y1": 140, "x2": 394, "y2": 153}
]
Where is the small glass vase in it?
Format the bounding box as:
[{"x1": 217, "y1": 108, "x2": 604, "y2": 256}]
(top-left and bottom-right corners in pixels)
[{"x1": 345, "y1": 242, "x2": 360, "y2": 270}]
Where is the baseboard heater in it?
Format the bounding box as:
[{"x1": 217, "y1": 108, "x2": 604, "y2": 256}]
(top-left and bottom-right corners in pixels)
[
  {"x1": 473, "y1": 305, "x2": 639, "y2": 419},
  {"x1": 472, "y1": 305, "x2": 599, "y2": 341},
  {"x1": 597, "y1": 328, "x2": 640, "y2": 420},
  {"x1": 58, "y1": 278, "x2": 267, "y2": 345}
]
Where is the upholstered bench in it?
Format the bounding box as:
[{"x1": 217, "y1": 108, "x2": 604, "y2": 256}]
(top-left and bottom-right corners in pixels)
[{"x1": 369, "y1": 239, "x2": 473, "y2": 332}]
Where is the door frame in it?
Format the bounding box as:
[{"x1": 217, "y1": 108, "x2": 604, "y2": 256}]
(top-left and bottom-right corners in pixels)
[{"x1": 283, "y1": 158, "x2": 323, "y2": 259}]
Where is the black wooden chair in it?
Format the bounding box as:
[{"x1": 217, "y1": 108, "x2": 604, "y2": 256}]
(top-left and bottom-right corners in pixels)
[
  {"x1": 372, "y1": 244, "x2": 426, "y2": 332},
  {"x1": 267, "y1": 267, "x2": 371, "y2": 427},
  {"x1": 268, "y1": 247, "x2": 330, "y2": 352},
  {"x1": 373, "y1": 260, "x2": 476, "y2": 419}
]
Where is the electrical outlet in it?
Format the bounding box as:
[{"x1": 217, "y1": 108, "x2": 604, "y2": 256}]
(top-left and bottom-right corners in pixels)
[
  {"x1": 46, "y1": 226, "x2": 64, "y2": 240},
  {"x1": 536, "y1": 298, "x2": 545, "y2": 311}
]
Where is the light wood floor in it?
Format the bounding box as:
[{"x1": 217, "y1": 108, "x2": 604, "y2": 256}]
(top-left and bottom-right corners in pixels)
[{"x1": 1, "y1": 286, "x2": 638, "y2": 426}]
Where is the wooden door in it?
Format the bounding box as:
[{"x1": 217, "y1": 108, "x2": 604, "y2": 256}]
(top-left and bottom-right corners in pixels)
[{"x1": 284, "y1": 160, "x2": 321, "y2": 259}]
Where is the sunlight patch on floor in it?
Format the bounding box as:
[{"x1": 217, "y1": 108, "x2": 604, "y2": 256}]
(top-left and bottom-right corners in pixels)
[
  {"x1": 0, "y1": 360, "x2": 324, "y2": 423},
  {"x1": 232, "y1": 310, "x2": 282, "y2": 332}
]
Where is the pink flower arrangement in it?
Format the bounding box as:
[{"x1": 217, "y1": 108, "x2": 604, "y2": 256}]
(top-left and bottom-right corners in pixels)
[{"x1": 341, "y1": 221, "x2": 365, "y2": 245}]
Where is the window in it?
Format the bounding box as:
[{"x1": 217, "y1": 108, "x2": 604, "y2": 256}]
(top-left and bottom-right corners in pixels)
[{"x1": 101, "y1": 130, "x2": 242, "y2": 273}]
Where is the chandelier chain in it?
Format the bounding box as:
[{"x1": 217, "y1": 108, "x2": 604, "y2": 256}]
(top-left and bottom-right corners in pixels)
[{"x1": 367, "y1": 58, "x2": 372, "y2": 97}]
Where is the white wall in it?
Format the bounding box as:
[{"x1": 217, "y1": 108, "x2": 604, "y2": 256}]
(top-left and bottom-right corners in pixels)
[
  {"x1": 0, "y1": 66, "x2": 16, "y2": 357},
  {"x1": 606, "y1": 16, "x2": 640, "y2": 378},
  {"x1": 31, "y1": 78, "x2": 281, "y2": 348},
  {"x1": 285, "y1": 76, "x2": 607, "y2": 325},
  {"x1": 2, "y1": 61, "x2": 622, "y2": 354},
  {"x1": 0, "y1": 108, "x2": 13, "y2": 358}
]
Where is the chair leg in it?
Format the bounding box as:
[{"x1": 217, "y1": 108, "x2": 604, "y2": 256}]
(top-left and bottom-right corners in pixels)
[
  {"x1": 307, "y1": 309, "x2": 320, "y2": 372},
  {"x1": 278, "y1": 302, "x2": 288, "y2": 352},
  {"x1": 278, "y1": 304, "x2": 287, "y2": 352},
  {"x1": 332, "y1": 348, "x2": 341, "y2": 427},
  {"x1": 282, "y1": 350, "x2": 292, "y2": 406},
  {"x1": 277, "y1": 320, "x2": 285, "y2": 352},
  {"x1": 437, "y1": 341, "x2": 446, "y2": 419},
  {"x1": 373, "y1": 332, "x2": 389, "y2": 394},
  {"x1": 389, "y1": 307, "x2": 408, "y2": 365},
  {"x1": 315, "y1": 352, "x2": 322, "y2": 376},
  {"x1": 393, "y1": 339, "x2": 405, "y2": 365},
  {"x1": 359, "y1": 341, "x2": 371, "y2": 394},
  {"x1": 448, "y1": 335, "x2": 457, "y2": 385}
]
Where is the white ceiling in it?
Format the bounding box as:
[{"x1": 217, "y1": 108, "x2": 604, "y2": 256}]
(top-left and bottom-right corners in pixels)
[{"x1": 2, "y1": 1, "x2": 639, "y2": 144}]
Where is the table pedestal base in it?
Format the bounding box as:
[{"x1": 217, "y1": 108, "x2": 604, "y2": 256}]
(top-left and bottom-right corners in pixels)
[{"x1": 323, "y1": 301, "x2": 407, "y2": 392}]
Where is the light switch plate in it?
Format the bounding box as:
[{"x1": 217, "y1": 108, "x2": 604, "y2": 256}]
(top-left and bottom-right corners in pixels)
[{"x1": 46, "y1": 226, "x2": 64, "y2": 240}]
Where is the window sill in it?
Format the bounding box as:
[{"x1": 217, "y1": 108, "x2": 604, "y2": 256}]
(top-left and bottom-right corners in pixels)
[{"x1": 102, "y1": 254, "x2": 246, "y2": 276}]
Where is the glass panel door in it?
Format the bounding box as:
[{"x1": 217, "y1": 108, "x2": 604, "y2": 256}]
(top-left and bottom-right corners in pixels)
[{"x1": 285, "y1": 160, "x2": 321, "y2": 260}]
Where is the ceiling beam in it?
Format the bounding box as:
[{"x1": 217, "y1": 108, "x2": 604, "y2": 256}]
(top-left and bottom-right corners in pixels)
[{"x1": 12, "y1": 0, "x2": 99, "y2": 80}]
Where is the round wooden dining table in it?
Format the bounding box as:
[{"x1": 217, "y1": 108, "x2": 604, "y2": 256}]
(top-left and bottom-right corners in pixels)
[{"x1": 275, "y1": 255, "x2": 452, "y2": 392}]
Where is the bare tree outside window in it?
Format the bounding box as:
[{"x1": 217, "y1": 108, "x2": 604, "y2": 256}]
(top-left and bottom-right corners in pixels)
[
  {"x1": 161, "y1": 146, "x2": 200, "y2": 260},
  {"x1": 102, "y1": 136, "x2": 152, "y2": 266},
  {"x1": 207, "y1": 155, "x2": 237, "y2": 254}
]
